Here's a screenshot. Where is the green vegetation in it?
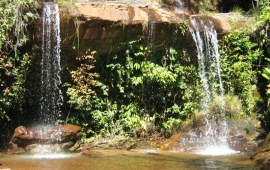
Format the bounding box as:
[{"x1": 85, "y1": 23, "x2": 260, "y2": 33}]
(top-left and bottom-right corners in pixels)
[
  {"x1": 255, "y1": 0, "x2": 270, "y2": 132},
  {"x1": 66, "y1": 39, "x2": 202, "y2": 140},
  {"x1": 230, "y1": 6, "x2": 244, "y2": 14},
  {"x1": 219, "y1": 0, "x2": 270, "y2": 133},
  {"x1": 0, "y1": 0, "x2": 39, "y2": 147},
  {"x1": 220, "y1": 31, "x2": 262, "y2": 115},
  {"x1": 55, "y1": 0, "x2": 76, "y2": 18}
]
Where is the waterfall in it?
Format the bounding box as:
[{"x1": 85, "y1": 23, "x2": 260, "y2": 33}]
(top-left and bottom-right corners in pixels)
[
  {"x1": 176, "y1": 16, "x2": 237, "y2": 155},
  {"x1": 189, "y1": 16, "x2": 225, "y2": 116},
  {"x1": 39, "y1": 2, "x2": 63, "y2": 124},
  {"x1": 148, "y1": 21, "x2": 156, "y2": 57},
  {"x1": 175, "y1": 0, "x2": 185, "y2": 13}
]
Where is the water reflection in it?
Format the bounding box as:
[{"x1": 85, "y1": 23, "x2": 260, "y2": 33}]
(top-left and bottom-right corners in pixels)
[{"x1": 0, "y1": 150, "x2": 262, "y2": 170}]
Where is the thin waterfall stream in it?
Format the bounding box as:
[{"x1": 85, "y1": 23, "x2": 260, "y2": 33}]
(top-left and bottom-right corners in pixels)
[
  {"x1": 174, "y1": 0, "x2": 185, "y2": 13},
  {"x1": 189, "y1": 16, "x2": 226, "y2": 114},
  {"x1": 39, "y1": 2, "x2": 63, "y2": 124},
  {"x1": 148, "y1": 21, "x2": 156, "y2": 57},
  {"x1": 177, "y1": 16, "x2": 237, "y2": 155}
]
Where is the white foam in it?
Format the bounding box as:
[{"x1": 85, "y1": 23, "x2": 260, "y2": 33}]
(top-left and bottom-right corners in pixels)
[
  {"x1": 141, "y1": 149, "x2": 158, "y2": 154},
  {"x1": 195, "y1": 146, "x2": 240, "y2": 156},
  {"x1": 32, "y1": 153, "x2": 70, "y2": 159}
]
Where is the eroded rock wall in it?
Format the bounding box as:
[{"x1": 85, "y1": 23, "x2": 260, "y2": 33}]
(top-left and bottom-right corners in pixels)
[{"x1": 60, "y1": 3, "x2": 230, "y2": 57}]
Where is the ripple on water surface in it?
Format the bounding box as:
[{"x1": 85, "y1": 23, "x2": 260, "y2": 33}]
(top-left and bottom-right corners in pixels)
[{"x1": 0, "y1": 150, "x2": 261, "y2": 170}]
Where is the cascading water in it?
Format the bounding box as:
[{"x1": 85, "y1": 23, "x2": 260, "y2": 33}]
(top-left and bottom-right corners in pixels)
[
  {"x1": 38, "y1": 2, "x2": 63, "y2": 125},
  {"x1": 148, "y1": 21, "x2": 156, "y2": 56},
  {"x1": 174, "y1": 0, "x2": 185, "y2": 13},
  {"x1": 177, "y1": 16, "x2": 237, "y2": 155},
  {"x1": 189, "y1": 16, "x2": 226, "y2": 114}
]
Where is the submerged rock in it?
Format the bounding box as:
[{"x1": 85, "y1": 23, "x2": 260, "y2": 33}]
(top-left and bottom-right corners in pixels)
[
  {"x1": 82, "y1": 150, "x2": 103, "y2": 158},
  {"x1": 11, "y1": 124, "x2": 82, "y2": 153}
]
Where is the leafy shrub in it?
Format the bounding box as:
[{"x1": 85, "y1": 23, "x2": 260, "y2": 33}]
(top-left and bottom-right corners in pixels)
[
  {"x1": 220, "y1": 30, "x2": 262, "y2": 115},
  {"x1": 0, "y1": 0, "x2": 39, "y2": 148},
  {"x1": 208, "y1": 94, "x2": 244, "y2": 120},
  {"x1": 66, "y1": 38, "x2": 202, "y2": 140}
]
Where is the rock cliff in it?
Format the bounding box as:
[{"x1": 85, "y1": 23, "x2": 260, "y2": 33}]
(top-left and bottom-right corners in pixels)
[{"x1": 58, "y1": 2, "x2": 231, "y2": 57}]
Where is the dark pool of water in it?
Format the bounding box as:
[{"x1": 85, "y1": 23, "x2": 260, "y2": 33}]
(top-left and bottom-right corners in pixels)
[{"x1": 0, "y1": 150, "x2": 263, "y2": 170}]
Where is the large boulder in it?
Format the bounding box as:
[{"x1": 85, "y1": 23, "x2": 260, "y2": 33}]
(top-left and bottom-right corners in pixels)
[{"x1": 11, "y1": 124, "x2": 83, "y2": 150}]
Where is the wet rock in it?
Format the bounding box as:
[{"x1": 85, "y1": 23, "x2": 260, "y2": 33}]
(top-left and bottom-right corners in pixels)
[
  {"x1": 26, "y1": 144, "x2": 61, "y2": 154},
  {"x1": 228, "y1": 134, "x2": 257, "y2": 152},
  {"x1": 25, "y1": 144, "x2": 39, "y2": 152},
  {"x1": 3, "y1": 143, "x2": 25, "y2": 155},
  {"x1": 250, "y1": 148, "x2": 270, "y2": 167},
  {"x1": 189, "y1": 15, "x2": 231, "y2": 34},
  {"x1": 163, "y1": 117, "x2": 259, "y2": 152},
  {"x1": 24, "y1": 142, "x2": 74, "y2": 154},
  {"x1": 68, "y1": 141, "x2": 81, "y2": 151},
  {"x1": 251, "y1": 133, "x2": 270, "y2": 167},
  {"x1": 11, "y1": 124, "x2": 82, "y2": 152},
  {"x1": 60, "y1": 141, "x2": 75, "y2": 150},
  {"x1": 161, "y1": 134, "x2": 182, "y2": 151}
]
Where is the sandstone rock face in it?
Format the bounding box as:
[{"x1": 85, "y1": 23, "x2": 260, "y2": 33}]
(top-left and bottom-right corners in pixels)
[
  {"x1": 60, "y1": 3, "x2": 231, "y2": 57},
  {"x1": 73, "y1": 3, "x2": 229, "y2": 28},
  {"x1": 11, "y1": 124, "x2": 83, "y2": 152},
  {"x1": 76, "y1": 0, "x2": 152, "y2": 8},
  {"x1": 189, "y1": 15, "x2": 231, "y2": 34},
  {"x1": 75, "y1": 3, "x2": 164, "y2": 23}
]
